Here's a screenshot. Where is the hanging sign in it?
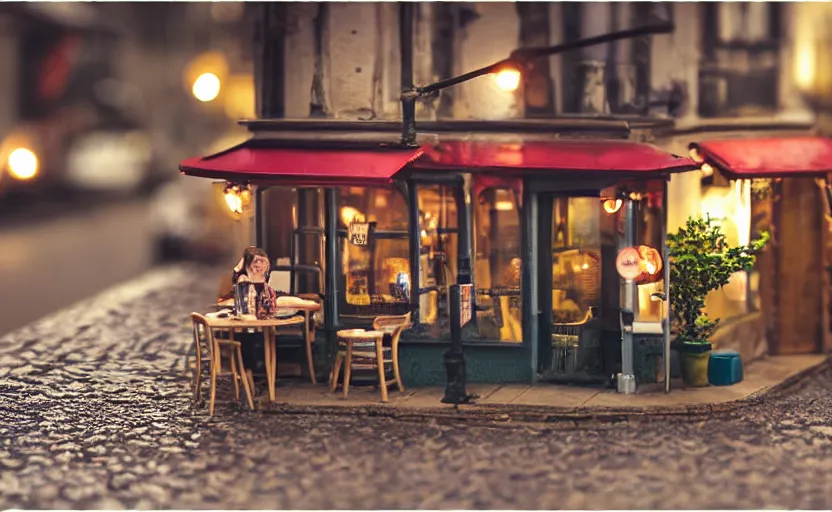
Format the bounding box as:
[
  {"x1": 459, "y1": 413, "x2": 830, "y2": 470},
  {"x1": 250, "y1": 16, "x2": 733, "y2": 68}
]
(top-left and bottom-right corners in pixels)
[
  {"x1": 459, "y1": 283, "x2": 473, "y2": 327},
  {"x1": 617, "y1": 245, "x2": 664, "y2": 282},
  {"x1": 348, "y1": 221, "x2": 371, "y2": 246},
  {"x1": 616, "y1": 247, "x2": 642, "y2": 281}
]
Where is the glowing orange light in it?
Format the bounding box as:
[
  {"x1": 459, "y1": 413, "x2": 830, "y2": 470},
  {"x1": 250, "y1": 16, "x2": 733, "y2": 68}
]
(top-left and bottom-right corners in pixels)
[
  {"x1": 494, "y1": 67, "x2": 521, "y2": 92},
  {"x1": 603, "y1": 198, "x2": 622, "y2": 214}
]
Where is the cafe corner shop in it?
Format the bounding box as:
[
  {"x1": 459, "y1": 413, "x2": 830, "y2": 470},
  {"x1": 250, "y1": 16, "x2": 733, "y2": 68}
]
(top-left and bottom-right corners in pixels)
[{"x1": 180, "y1": 118, "x2": 832, "y2": 389}]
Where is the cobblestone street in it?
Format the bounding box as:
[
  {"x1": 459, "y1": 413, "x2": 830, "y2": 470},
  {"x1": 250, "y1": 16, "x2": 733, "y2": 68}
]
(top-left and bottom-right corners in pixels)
[{"x1": 2, "y1": 264, "x2": 832, "y2": 509}]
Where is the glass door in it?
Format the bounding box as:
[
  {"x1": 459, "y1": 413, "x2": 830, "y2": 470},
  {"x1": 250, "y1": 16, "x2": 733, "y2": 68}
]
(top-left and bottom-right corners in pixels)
[{"x1": 537, "y1": 194, "x2": 607, "y2": 383}]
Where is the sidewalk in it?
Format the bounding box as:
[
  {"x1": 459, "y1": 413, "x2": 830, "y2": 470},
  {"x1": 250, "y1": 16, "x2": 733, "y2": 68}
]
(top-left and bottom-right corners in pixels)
[{"x1": 261, "y1": 355, "x2": 829, "y2": 424}]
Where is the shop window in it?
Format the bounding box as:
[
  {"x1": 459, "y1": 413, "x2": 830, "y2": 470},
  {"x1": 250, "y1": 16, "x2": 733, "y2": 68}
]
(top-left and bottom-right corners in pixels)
[
  {"x1": 701, "y1": 179, "x2": 752, "y2": 321},
  {"x1": 414, "y1": 184, "x2": 459, "y2": 338},
  {"x1": 338, "y1": 187, "x2": 411, "y2": 316},
  {"x1": 470, "y1": 188, "x2": 523, "y2": 343},
  {"x1": 260, "y1": 187, "x2": 325, "y2": 297}
]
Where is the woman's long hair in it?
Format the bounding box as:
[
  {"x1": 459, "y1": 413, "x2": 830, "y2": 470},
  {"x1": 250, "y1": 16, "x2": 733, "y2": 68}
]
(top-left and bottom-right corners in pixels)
[{"x1": 233, "y1": 246, "x2": 272, "y2": 283}]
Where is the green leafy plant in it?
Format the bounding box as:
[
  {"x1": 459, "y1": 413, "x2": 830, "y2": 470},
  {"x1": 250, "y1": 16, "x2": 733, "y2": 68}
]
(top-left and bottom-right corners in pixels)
[{"x1": 667, "y1": 216, "x2": 769, "y2": 344}]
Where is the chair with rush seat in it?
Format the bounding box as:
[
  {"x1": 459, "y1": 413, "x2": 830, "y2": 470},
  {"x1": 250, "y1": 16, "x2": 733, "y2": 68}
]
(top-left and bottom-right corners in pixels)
[
  {"x1": 330, "y1": 312, "x2": 411, "y2": 403},
  {"x1": 190, "y1": 313, "x2": 255, "y2": 415}
]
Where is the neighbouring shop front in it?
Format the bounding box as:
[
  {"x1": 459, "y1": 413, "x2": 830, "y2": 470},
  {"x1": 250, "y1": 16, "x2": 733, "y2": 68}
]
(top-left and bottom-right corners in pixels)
[
  {"x1": 655, "y1": 127, "x2": 832, "y2": 363},
  {"x1": 180, "y1": 125, "x2": 695, "y2": 387}
]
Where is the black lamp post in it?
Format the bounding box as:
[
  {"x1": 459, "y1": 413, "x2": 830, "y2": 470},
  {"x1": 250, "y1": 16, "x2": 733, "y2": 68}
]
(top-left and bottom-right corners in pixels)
[{"x1": 396, "y1": 4, "x2": 675, "y2": 403}]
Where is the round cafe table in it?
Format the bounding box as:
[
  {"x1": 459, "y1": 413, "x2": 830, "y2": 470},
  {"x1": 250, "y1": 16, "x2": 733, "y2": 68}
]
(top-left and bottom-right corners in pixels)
[{"x1": 201, "y1": 315, "x2": 306, "y2": 402}]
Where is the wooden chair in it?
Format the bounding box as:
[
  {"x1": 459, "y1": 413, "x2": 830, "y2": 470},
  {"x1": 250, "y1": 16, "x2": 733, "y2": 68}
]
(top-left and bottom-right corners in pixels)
[
  {"x1": 190, "y1": 313, "x2": 255, "y2": 416},
  {"x1": 330, "y1": 312, "x2": 411, "y2": 402},
  {"x1": 372, "y1": 312, "x2": 412, "y2": 392},
  {"x1": 276, "y1": 294, "x2": 320, "y2": 384}
]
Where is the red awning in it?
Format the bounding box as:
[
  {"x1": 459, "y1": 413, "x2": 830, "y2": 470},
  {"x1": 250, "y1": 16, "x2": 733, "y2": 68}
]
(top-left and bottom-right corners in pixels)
[
  {"x1": 179, "y1": 142, "x2": 424, "y2": 186},
  {"x1": 415, "y1": 139, "x2": 695, "y2": 175},
  {"x1": 691, "y1": 136, "x2": 832, "y2": 179}
]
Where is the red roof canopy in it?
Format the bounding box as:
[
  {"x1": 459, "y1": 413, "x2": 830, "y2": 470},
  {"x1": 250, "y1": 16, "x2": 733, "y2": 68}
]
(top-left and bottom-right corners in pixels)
[
  {"x1": 415, "y1": 139, "x2": 695, "y2": 175},
  {"x1": 691, "y1": 136, "x2": 832, "y2": 179},
  {"x1": 179, "y1": 143, "x2": 424, "y2": 186}
]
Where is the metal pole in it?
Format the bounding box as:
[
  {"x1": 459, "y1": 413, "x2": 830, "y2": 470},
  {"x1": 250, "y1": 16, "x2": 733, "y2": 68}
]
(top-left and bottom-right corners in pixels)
[
  {"x1": 663, "y1": 182, "x2": 672, "y2": 393},
  {"x1": 618, "y1": 196, "x2": 637, "y2": 394}
]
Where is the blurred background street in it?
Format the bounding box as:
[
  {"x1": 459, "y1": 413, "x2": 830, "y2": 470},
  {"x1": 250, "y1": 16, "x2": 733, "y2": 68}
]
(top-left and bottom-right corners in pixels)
[{"x1": 0, "y1": 2, "x2": 253, "y2": 335}]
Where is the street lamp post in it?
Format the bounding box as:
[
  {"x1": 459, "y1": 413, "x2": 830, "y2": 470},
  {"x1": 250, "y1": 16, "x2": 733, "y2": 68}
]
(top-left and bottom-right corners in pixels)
[{"x1": 396, "y1": 4, "x2": 675, "y2": 403}]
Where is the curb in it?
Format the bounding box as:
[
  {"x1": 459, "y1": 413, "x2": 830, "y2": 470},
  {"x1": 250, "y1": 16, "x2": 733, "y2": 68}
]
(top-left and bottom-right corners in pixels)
[{"x1": 260, "y1": 357, "x2": 831, "y2": 427}]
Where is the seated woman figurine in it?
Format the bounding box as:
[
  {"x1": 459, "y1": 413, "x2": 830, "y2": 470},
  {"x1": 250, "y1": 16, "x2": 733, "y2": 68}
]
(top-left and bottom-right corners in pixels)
[
  {"x1": 233, "y1": 247, "x2": 277, "y2": 319},
  {"x1": 230, "y1": 247, "x2": 277, "y2": 378}
]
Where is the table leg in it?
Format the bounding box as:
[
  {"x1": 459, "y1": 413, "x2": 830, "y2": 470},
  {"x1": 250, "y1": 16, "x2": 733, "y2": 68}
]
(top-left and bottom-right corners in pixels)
[
  {"x1": 267, "y1": 328, "x2": 277, "y2": 402},
  {"x1": 375, "y1": 337, "x2": 388, "y2": 403},
  {"x1": 343, "y1": 341, "x2": 353, "y2": 399}
]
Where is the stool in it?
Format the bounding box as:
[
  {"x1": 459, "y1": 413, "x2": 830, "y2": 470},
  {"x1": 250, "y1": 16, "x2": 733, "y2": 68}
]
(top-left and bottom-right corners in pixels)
[{"x1": 708, "y1": 349, "x2": 743, "y2": 386}]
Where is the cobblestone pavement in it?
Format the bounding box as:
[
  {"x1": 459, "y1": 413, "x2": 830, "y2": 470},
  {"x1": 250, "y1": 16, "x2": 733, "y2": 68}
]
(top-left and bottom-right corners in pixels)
[{"x1": 2, "y1": 264, "x2": 832, "y2": 510}]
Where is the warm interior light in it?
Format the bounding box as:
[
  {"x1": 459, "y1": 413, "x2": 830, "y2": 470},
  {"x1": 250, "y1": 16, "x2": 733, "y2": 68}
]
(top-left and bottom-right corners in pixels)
[
  {"x1": 603, "y1": 198, "x2": 622, "y2": 214},
  {"x1": 340, "y1": 206, "x2": 364, "y2": 226},
  {"x1": 192, "y1": 72, "x2": 221, "y2": 102},
  {"x1": 223, "y1": 182, "x2": 251, "y2": 215},
  {"x1": 7, "y1": 147, "x2": 38, "y2": 180},
  {"x1": 700, "y1": 163, "x2": 714, "y2": 178},
  {"x1": 495, "y1": 200, "x2": 515, "y2": 211},
  {"x1": 494, "y1": 67, "x2": 521, "y2": 92},
  {"x1": 689, "y1": 147, "x2": 704, "y2": 163}
]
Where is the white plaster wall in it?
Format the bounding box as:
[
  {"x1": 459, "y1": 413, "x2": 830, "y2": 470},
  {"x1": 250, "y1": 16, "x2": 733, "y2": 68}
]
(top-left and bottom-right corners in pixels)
[
  {"x1": 452, "y1": 3, "x2": 520, "y2": 120},
  {"x1": 581, "y1": 2, "x2": 611, "y2": 62},
  {"x1": 650, "y1": 3, "x2": 700, "y2": 121},
  {"x1": 325, "y1": 3, "x2": 380, "y2": 119},
  {"x1": 667, "y1": 170, "x2": 703, "y2": 233},
  {"x1": 284, "y1": 4, "x2": 317, "y2": 118}
]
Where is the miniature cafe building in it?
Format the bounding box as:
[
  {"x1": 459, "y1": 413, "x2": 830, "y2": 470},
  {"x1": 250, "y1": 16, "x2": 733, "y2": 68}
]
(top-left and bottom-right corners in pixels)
[{"x1": 180, "y1": 120, "x2": 696, "y2": 387}]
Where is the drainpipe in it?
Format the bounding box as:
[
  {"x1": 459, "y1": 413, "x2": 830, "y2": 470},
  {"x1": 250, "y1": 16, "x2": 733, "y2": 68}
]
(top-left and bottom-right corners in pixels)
[{"x1": 399, "y1": 2, "x2": 417, "y2": 147}]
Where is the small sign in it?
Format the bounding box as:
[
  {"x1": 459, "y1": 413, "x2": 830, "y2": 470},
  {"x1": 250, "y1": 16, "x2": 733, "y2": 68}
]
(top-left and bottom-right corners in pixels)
[
  {"x1": 348, "y1": 222, "x2": 370, "y2": 246},
  {"x1": 616, "y1": 247, "x2": 642, "y2": 281},
  {"x1": 459, "y1": 284, "x2": 473, "y2": 327}
]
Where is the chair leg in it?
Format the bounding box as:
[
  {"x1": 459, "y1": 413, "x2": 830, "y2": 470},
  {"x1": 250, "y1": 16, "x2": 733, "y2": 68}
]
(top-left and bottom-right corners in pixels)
[
  {"x1": 330, "y1": 352, "x2": 343, "y2": 393},
  {"x1": 209, "y1": 342, "x2": 219, "y2": 416},
  {"x1": 192, "y1": 344, "x2": 203, "y2": 402},
  {"x1": 236, "y1": 346, "x2": 255, "y2": 411},
  {"x1": 305, "y1": 339, "x2": 317, "y2": 385},
  {"x1": 343, "y1": 343, "x2": 353, "y2": 399},
  {"x1": 392, "y1": 343, "x2": 405, "y2": 392},
  {"x1": 230, "y1": 351, "x2": 240, "y2": 402},
  {"x1": 375, "y1": 339, "x2": 388, "y2": 403},
  {"x1": 247, "y1": 370, "x2": 255, "y2": 394}
]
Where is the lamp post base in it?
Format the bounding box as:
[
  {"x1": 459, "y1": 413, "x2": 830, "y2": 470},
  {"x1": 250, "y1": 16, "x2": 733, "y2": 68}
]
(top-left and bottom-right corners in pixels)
[{"x1": 441, "y1": 350, "x2": 478, "y2": 404}]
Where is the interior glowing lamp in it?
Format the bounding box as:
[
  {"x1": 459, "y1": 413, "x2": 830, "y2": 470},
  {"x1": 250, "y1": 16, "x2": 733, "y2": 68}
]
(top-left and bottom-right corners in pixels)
[
  {"x1": 700, "y1": 163, "x2": 714, "y2": 178},
  {"x1": 340, "y1": 206, "x2": 364, "y2": 226},
  {"x1": 603, "y1": 198, "x2": 622, "y2": 214},
  {"x1": 493, "y1": 65, "x2": 521, "y2": 92}
]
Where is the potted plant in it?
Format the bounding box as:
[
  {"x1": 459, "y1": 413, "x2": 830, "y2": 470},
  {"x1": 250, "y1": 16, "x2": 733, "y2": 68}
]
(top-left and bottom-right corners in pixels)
[{"x1": 667, "y1": 216, "x2": 769, "y2": 387}]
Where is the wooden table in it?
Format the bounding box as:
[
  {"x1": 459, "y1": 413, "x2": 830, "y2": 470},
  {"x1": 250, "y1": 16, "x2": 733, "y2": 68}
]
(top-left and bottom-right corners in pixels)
[{"x1": 202, "y1": 315, "x2": 306, "y2": 402}]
